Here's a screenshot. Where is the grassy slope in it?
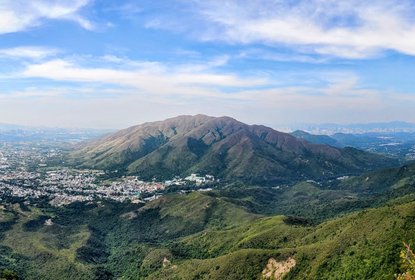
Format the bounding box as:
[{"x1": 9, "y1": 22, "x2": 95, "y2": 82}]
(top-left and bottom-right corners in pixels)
[
  {"x1": 208, "y1": 182, "x2": 373, "y2": 223},
  {"x1": 148, "y1": 200, "x2": 415, "y2": 279},
  {"x1": 0, "y1": 192, "x2": 415, "y2": 279},
  {"x1": 0, "y1": 204, "x2": 94, "y2": 280},
  {"x1": 335, "y1": 162, "x2": 415, "y2": 194}
]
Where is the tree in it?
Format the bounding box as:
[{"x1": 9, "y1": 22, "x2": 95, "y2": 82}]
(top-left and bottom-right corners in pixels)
[
  {"x1": 0, "y1": 269, "x2": 19, "y2": 280},
  {"x1": 397, "y1": 242, "x2": 415, "y2": 280}
]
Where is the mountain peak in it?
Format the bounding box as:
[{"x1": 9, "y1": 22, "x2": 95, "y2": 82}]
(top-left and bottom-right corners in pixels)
[{"x1": 70, "y1": 115, "x2": 395, "y2": 185}]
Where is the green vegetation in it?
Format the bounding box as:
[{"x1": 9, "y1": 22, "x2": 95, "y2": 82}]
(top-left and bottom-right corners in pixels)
[
  {"x1": 397, "y1": 243, "x2": 415, "y2": 280},
  {"x1": 70, "y1": 115, "x2": 396, "y2": 184},
  {"x1": 0, "y1": 269, "x2": 18, "y2": 280},
  {"x1": 2, "y1": 156, "x2": 415, "y2": 279},
  {"x1": 0, "y1": 187, "x2": 415, "y2": 279}
]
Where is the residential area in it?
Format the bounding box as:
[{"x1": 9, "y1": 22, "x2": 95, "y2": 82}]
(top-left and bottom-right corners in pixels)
[{"x1": 0, "y1": 143, "x2": 216, "y2": 206}]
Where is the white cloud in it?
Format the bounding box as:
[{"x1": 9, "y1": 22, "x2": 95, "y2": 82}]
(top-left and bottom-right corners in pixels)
[
  {"x1": 2, "y1": 52, "x2": 413, "y2": 128},
  {"x1": 12, "y1": 54, "x2": 387, "y2": 105},
  {"x1": 147, "y1": 0, "x2": 415, "y2": 59},
  {"x1": 0, "y1": 88, "x2": 64, "y2": 99},
  {"x1": 0, "y1": 46, "x2": 59, "y2": 59},
  {"x1": 15, "y1": 56, "x2": 387, "y2": 103},
  {"x1": 237, "y1": 49, "x2": 329, "y2": 63},
  {"x1": 19, "y1": 58, "x2": 266, "y2": 99},
  {"x1": 0, "y1": 0, "x2": 93, "y2": 34},
  {"x1": 1, "y1": 76, "x2": 411, "y2": 128}
]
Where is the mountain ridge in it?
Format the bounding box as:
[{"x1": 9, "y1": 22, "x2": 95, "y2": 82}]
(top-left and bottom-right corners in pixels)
[{"x1": 70, "y1": 115, "x2": 396, "y2": 184}]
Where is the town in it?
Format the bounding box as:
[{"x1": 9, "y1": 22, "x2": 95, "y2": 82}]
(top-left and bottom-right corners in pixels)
[{"x1": 0, "y1": 143, "x2": 216, "y2": 206}]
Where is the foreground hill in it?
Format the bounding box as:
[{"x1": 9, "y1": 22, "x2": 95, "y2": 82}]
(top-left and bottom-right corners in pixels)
[
  {"x1": 208, "y1": 161, "x2": 415, "y2": 222},
  {"x1": 70, "y1": 115, "x2": 395, "y2": 184},
  {"x1": 1, "y1": 191, "x2": 415, "y2": 279}
]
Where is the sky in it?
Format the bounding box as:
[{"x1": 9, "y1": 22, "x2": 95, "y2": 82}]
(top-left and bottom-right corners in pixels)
[{"x1": 1, "y1": 0, "x2": 415, "y2": 129}]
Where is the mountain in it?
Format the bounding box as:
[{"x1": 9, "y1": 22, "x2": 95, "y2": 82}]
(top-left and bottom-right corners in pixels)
[
  {"x1": 291, "y1": 130, "x2": 340, "y2": 146},
  {"x1": 291, "y1": 130, "x2": 415, "y2": 161},
  {"x1": 70, "y1": 115, "x2": 396, "y2": 184},
  {"x1": 210, "y1": 160, "x2": 415, "y2": 223},
  {"x1": 333, "y1": 161, "x2": 415, "y2": 195}
]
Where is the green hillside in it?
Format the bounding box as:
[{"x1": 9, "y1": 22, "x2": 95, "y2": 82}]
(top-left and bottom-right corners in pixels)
[
  {"x1": 69, "y1": 115, "x2": 396, "y2": 185},
  {"x1": 335, "y1": 162, "x2": 415, "y2": 194},
  {"x1": 1, "y1": 189, "x2": 415, "y2": 279}
]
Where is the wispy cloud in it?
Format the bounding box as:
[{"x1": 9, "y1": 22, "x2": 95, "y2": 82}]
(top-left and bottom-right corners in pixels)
[
  {"x1": 9, "y1": 54, "x2": 384, "y2": 108},
  {"x1": 1, "y1": 70, "x2": 406, "y2": 128},
  {"x1": 237, "y1": 49, "x2": 329, "y2": 64},
  {"x1": 145, "y1": 0, "x2": 415, "y2": 59},
  {"x1": 8, "y1": 53, "x2": 388, "y2": 104},
  {"x1": 0, "y1": 46, "x2": 59, "y2": 60},
  {"x1": 0, "y1": 0, "x2": 93, "y2": 34},
  {"x1": 2, "y1": 51, "x2": 413, "y2": 127},
  {"x1": 18, "y1": 57, "x2": 266, "y2": 99}
]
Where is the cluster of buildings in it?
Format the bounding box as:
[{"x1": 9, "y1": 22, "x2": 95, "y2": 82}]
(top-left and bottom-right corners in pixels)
[
  {"x1": 0, "y1": 143, "x2": 61, "y2": 170},
  {"x1": 164, "y1": 173, "x2": 215, "y2": 187},
  {"x1": 0, "y1": 144, "x2": 217, "y2": 206}
]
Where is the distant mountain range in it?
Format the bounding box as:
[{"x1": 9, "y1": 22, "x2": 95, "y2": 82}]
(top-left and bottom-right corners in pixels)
[
  {"x1": 290, "y1": 121, "x2": 415, "y2": 134},
  {"x1": 0, "y1": 124, "x2": 112, "y2": 143},
  {"x1": 291, "y1": 130, "x2": 415, "y2": 160},
  {"x1": 0, "y1": 123, "x2": 25, "y2": 131},
  {"x1": 70, "y1": 115, "x2": 396, "y2": 185}
]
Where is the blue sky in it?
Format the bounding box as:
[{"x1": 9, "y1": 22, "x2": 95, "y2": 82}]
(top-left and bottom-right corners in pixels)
[{"x1": 1, "y1": 0, "x2": 415, "y2": 128}]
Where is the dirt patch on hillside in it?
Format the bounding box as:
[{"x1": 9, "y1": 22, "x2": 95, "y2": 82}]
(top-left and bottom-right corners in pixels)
[
  {"x1": 261, "y1": 257, "x2": 296, "y2": 279},
  {"x1": 121, "y1": 210, "x2": 138, "y2": 220}
]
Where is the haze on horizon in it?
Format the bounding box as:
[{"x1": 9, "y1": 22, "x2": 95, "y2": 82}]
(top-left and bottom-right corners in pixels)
[{"x1": 1, "y1": 0, "x2": 415, "y2": 129}]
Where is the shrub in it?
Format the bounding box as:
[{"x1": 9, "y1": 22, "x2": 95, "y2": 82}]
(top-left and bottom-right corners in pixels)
[{"x1": 396, "y1": 242, "x2": 415, "y2": 280}]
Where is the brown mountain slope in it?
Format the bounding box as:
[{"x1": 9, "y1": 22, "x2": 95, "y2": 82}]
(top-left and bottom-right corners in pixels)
[{"x1": 70, "y1": 115, "x2": 396, "y2": 184}]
